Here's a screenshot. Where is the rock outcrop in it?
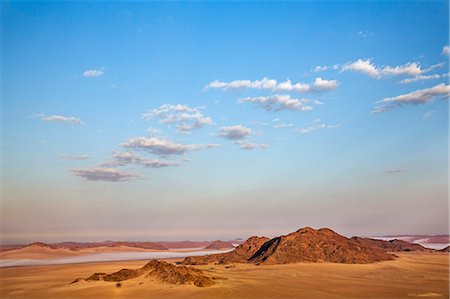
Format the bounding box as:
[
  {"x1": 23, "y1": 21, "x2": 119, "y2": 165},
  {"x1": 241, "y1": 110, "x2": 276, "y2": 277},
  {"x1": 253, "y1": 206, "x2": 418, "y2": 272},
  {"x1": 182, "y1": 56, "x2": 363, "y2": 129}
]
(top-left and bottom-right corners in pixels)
[
  {"x1": 182, "y1": 236, "x2": 270, "y2": 265},
  {"x1": 249, "y1": 227, "x2": 396, "y2": 265},
  {"x1": 73, "y1": 260, "x2": 216, "y2": 287}
]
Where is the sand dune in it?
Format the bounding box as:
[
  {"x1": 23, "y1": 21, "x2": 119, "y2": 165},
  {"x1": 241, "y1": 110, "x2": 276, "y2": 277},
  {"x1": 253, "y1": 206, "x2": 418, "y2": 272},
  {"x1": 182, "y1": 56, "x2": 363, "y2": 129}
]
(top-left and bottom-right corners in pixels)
[{"x1": 0, "y1": 252, "x2": 447, "y2": 299}]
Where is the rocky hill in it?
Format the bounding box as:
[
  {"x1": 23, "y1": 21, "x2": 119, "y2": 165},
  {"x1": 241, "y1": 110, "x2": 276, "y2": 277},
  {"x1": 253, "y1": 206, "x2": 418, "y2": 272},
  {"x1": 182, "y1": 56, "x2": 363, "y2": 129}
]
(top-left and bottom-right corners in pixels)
[
  {"x1": 249, "y1": 227, "x2": 395, "y2": 265},
  {"x1": 183, "y1": 227, "x2": 400, "y2": 265},
  {"x1": 182, "y1": 236, "x2": 270, "y2": 265},
  {"x1": 73, "y1": 260, "x2": 216, "y2": 287}
]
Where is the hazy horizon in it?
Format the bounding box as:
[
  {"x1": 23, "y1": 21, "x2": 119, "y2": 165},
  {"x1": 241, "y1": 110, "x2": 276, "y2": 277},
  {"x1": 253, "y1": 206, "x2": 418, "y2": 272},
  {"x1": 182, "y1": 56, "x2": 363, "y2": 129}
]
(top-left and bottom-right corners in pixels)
[{"x1": 1, "y1": 1, "x2": 449, "y2": 245}]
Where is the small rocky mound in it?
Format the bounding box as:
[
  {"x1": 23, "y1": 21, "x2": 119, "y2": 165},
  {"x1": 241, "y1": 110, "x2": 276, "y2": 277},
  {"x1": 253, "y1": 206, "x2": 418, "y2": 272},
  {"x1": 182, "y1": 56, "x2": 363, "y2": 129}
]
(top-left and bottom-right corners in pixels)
[
  {"x1": 73, "y1": 260, "x2": 216, "y2": 287},
  {"x1": 182, "y1": 236, "x2": 270, "y2": 265},
  {"x1": 249, "y1": 227, "x2": 395, "y2": 265},
  {"x1": 204, "y1": 240, "x2": 235, "y2": 250},
  {"x1": 351, "y1": 237, "x2": 431, "y2": 252}
]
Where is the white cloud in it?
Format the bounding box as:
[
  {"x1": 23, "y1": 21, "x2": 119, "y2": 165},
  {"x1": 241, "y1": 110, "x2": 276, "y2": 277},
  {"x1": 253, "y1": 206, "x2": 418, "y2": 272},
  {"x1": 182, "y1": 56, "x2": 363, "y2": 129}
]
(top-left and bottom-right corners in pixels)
[
  {"x1": 100, "y1": 151, "x2": 178, "y2": 168},
  {"x1": 399, "y1": 73, "x2": 448, "y2": 84},
  {"x1": 273, "y1": 123, "x2": 293, "y2": 129},
  {"x1": 122, "y1": 137, "x2": 220, "y2": 156},
  {"x1": 381, "y1": 62, "x2": 422, "y2": 77},
  {"x1": 312, "y1": 66, "x2": 328, "y2": 72},
  {"x1": 60, "y1": 154, "x2": 90, "y2": 160},
  {"x1": 312, "y1": 77, "x2": 338, "y2": 91},
  {"x1": 70, "y1": 168, "x2": 138, "y2": 182},
  {"x1": 205, "y1": 77, "x2": 338, "y2": 93},
  {"x1": 205, "y1": 77, "x2": 277, "y2": 91},
  {"x1": 443, "y1": 45, "x2": 450, "y2": 56},
  {"x1": 218, "y1": 125, "x2": 252, "y2": 140},
  {"x1": 35, "y1": 114, "x2": 83, "y2": 126},
  {"x1": 143, "y1": 104, "x2": 212, "y2": 133},
  {"x1": 341, "y1": 59, "x2": 381, "y2": 78},
  {"x1": 274, "y1": 79, "x2": 311, "y2": 92},
  {"x1": 297, "y1": 119, "x2": 340, "y2": 135},
  {"x1": 342, "y1": 59, "x2": 445, "y2": 80},
  {"x1": 233, "y1": 141, "x2": 269, "y2": 150},
  {"x1": 82, "y1": 69, "x2": 104, "y2": 77},
  {"x1": 239, "y1": 94, "x2": 321, "y2": 112},
  {"x1": 373, "y1": 83, "x2": 450, "y2": 113}
]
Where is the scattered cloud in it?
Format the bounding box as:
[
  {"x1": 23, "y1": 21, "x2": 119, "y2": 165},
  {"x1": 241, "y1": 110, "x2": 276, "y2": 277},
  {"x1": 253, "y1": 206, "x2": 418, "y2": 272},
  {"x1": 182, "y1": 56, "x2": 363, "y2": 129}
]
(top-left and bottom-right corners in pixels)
[
  {"x1": 122, "y1": 137, "x2": 220, "y2": 156},
  {"x1": 297, "y1": 119, "x2": 340, "y2": 135},
  {"x1": 70, "y1": 168, "x2": 138, "y2": 182},
  {"x1": 341, "y1": 59, "x2": 445, "y2": 79},
  {"x1": 218, "y1": 125, "x2": 252, "y2": 140},
  {"x1": 399, "y1": 73, "x2": 448, "y2": 84},
  {"x1": 239, "y1": 94, "x2": 322, "y2": 112},
  {"x1": 60, "y1": 154, "x2": 90, "y2": 160},
  {"x1": 233, "y1": 141, "x2": 269, "y2": 150},
  {"x1": 381, "y1": 62, "x2": 422, "y2": 77},
  {"x1": 273, "y1": 123, "x2": 293, "y2": 129},
  {"x1": 342, "y1": 59, "x2": 380, "y2": 78},
  {"x1": 204, "y1": 77, "x2": 338, "y2": 93},
  {"x1": 312, "y1": 66, "x2": 328, "y2": 72},
  {"x1": 82, "y1": 69, "x2": 104, "y2": 77},
  {"x1": 373, "y1": 83, "x2": 450, "y2": 113},
  {"x1": 34, "y1": 114, "x2": 83, "y2": 126},
  {"x1": 99, "y1": 151, "x2": 178, "y2": 168},
  {"x1": 443, "y1": 45, "x2": 450, "y2": 56},
  {"x1": 311, "y1": 64, "x2": 340, "y2": 73},
  {"x1": 205, "y1": 77, "x2": 277, "y2": 90},
  {"x1": 143, "y1": 104, "x2": 212, "y2": 133},
  {"x1": 384, "y1": 168, "x2": 404, "y2": 174}
]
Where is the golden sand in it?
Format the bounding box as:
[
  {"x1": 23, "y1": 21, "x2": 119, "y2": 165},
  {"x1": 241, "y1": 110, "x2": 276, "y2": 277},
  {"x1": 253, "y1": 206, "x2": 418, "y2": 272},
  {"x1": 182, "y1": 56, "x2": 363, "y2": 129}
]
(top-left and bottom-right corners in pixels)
[{"x1": 0, "y1": 252, "x2": 448, "y2": 299}]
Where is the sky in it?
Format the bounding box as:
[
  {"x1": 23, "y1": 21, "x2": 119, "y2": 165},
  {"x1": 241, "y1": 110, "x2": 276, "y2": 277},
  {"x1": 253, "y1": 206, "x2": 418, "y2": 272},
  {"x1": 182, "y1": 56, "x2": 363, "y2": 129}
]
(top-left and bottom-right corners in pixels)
[{"x1": 1, "y1": 1, "x2": 449, "y2": 244}]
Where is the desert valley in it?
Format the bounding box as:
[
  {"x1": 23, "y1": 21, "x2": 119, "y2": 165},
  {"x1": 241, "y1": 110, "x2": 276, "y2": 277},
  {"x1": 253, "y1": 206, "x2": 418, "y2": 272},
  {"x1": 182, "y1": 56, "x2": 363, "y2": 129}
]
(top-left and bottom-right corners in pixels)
[{"x1": 0, "y1": 227, "x2": 448, "y2": 299}]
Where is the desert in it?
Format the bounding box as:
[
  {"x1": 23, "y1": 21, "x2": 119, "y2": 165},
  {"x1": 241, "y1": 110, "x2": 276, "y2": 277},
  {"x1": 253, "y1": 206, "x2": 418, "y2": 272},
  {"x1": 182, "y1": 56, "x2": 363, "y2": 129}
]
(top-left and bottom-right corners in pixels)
[
  {"x1": 1, "y1": 227, "x2": 448, "y2": 299},
  {"x1": 0, "y1": 252, "x2": 448, "y2": 299}
]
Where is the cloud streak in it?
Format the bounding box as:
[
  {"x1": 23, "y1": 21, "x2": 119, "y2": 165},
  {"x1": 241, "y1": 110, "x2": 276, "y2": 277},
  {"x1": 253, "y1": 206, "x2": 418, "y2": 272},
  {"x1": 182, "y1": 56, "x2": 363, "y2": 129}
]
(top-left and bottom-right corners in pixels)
[
  {"x1": 399, "y1": 73, "x2": 448, "y2": 84},
  {"x1": 60, "y1": 154, "x2": 90, "y2": 160},
  {"x1": 205, "y1": 77, "x2": 338, "y2": 93},
  {"x1": 82, "y1": 69, "x2": 104, "y2": 77},
  {"x1": 218, "y1": 125, "x2": 252, "y2": 140},
  {"x1": 239, "y1": 94, "x2": 321, "y2": 112},
  {"x1": 100, "y1": 151, "x2": 179, "y2": 168},
  {"x1": 70, "y1": 168, "x2": 138, "y2": 182},
  {"x1": 297, "y1": 119, "x2": 340, "y2": 135},
  {"x1": 143, "y1": 104, "x2": 212, "y2": 133},
  {"x1": 341, "y1": 59, "x2": 445, "y2": 79},
  {"x1": 373, "y1": 83, "x2": 450, "y2": 113},
  {"x1": 233, "y1": 141, "x2": 268, "y2": 150},
  {"x1": 35, "y1": 114, "x2": 83, "y2": 126},
  {"x1": 122, "y1": 137, "x2": 220, "y2": 156}
]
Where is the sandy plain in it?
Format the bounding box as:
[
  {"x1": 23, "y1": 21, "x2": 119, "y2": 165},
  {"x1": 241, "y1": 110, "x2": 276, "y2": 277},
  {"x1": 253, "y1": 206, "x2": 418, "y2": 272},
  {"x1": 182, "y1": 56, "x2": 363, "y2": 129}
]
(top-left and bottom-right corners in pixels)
[{"x1": 0, "y1": 252, "x2": 448, "y2": 299}]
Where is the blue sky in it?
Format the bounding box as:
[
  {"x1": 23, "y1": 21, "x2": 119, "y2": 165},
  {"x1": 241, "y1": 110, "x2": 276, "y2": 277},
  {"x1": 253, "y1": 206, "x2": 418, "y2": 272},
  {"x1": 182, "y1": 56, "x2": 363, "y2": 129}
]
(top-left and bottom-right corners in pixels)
[{"x1": 1, "y1": 1, "x2": 449, "y2": 243}]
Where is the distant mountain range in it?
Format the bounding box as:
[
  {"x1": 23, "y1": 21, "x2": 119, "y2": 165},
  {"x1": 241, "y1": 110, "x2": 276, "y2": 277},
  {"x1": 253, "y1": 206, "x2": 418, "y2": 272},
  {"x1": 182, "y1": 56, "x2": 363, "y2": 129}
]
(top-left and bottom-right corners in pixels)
[{"x1": 0, "y1": 239, "x2": 243, "y2": 253}]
